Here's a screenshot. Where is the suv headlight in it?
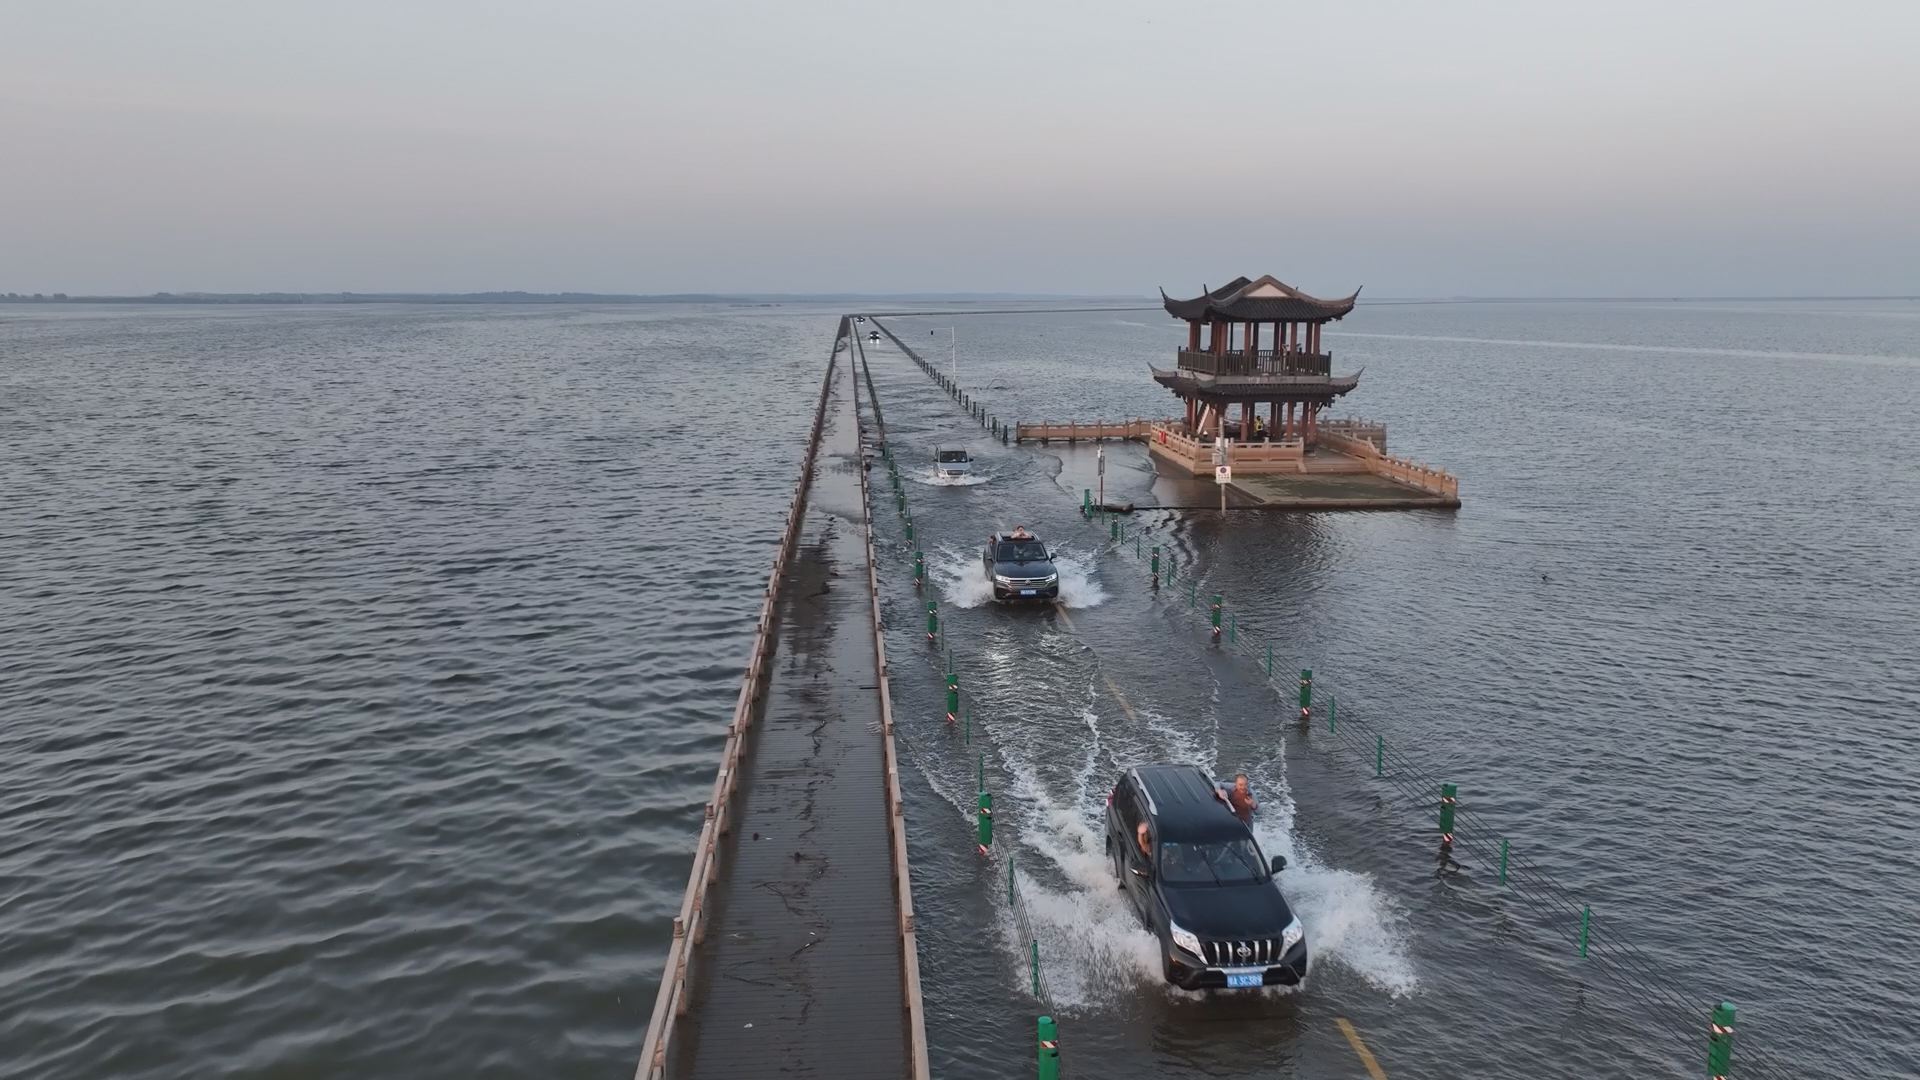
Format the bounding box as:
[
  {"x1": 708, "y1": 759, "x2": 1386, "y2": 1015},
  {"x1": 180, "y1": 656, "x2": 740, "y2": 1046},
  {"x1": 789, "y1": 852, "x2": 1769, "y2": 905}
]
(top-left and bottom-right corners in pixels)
[
  {"x1": 1043, "y1": 572, "x2": 1059, "y2": 584},
  {"x1": 1169, "y1": 922, "x2": 1203, "y2": 959},
  {"x1": 1280, "y1": 917, "x2": 1303, "y2": 953},
  {"x1": 992, "y1": 573, "x2": 1014, "y2": 585}
]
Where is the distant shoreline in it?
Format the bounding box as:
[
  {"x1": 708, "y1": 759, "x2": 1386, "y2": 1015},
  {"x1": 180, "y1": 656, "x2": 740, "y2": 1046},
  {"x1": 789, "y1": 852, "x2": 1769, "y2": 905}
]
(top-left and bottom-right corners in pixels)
[{"x1": 1, "y1": 291, "x2": 1915, "y2": 306}]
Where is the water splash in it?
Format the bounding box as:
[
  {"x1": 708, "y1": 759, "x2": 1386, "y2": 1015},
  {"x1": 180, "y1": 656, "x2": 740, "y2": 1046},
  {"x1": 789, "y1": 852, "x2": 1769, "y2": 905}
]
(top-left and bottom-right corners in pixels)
[
  {"x1": 909, "y1": 467, "x2": 991, "y2": 488},
  {"x1": 995, "y1": 717, "x2": 1418, "y2": 1010},
  {"x1": 930, "y1": 547, "x2": 1108, "y2": 610},
  {"x1": 1247, "y1": 760, "x2": 1420, "y2": 997}
]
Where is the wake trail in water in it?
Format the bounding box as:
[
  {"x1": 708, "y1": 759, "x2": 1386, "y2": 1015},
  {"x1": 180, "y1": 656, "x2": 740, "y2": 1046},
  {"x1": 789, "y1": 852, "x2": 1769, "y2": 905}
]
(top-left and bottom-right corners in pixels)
[{"x1": 1328, "y1": 330, "x2": 1917, "y2": 366}]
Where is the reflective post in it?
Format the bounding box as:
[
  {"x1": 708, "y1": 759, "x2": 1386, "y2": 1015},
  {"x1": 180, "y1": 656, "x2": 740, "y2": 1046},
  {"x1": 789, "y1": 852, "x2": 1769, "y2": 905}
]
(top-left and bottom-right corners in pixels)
[
  {"x1": 977, "y1": 787, "x2": 993, "y2": 855},
  {"x1": 1439, "y1": 783, "x2": 1457, "y2": 844},
  {"x1": 1209, "y1": 594, "x2": 1222, "y2": 639},
  {"x1": 1375, "y1": 734, "x2": 1383, "y2": 777},
  {"x1": 1151, "y1": 545, "x2": 1160, "y2": 588},
  {"x1": 1298, "y1": 669, "x2": 1312, "y2": 724},
  {"x1": 1709, "y1": 1002, "x2": 1735, "y2": 1080},
  {"x1": 914, "y1": 550, "x2": 925, "y2": 589},
  {"x1": 1498, "y1": 839, "x2": 1509, "y2": 885},
  {"x1": 945, "y1": 672, "x2": 959, "y2": 723},
  {"x1": 925, "y1": 601, "x2": 938, "y2": 644},
  {"x1": 1037, "y1": 1016, "x2": 1059, "y2": 1080}
]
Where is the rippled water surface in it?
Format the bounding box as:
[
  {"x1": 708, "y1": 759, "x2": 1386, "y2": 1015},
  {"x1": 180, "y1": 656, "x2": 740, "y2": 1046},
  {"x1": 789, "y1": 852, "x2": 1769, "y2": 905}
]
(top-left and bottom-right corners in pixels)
[{"x1": 3, "y1": 300, "x2": 1917, "y2": 1078}]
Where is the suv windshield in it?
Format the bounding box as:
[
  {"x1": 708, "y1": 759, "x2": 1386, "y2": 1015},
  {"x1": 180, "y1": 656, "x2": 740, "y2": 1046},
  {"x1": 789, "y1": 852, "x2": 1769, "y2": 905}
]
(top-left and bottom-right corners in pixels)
[
  {"x1": 1158, "y1": 837, "x2": 1267, "y2": 885},
  {"x1": 938, "y1": 450, "x2": 969, "y2": 462},
  {"x1": 996, "y1": 541, "x2": 1048, "y2": 562}
]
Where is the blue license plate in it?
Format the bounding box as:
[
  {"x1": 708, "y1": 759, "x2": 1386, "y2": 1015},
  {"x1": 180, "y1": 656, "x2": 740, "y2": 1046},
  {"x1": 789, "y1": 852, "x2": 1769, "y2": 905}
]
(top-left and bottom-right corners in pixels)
[
  {"x1": 1019, "y1": 589, "x2": 1036, "y2": 596},
  {"x1": 1226, "y1": 972, "x2": 1263, "y2": 988}
]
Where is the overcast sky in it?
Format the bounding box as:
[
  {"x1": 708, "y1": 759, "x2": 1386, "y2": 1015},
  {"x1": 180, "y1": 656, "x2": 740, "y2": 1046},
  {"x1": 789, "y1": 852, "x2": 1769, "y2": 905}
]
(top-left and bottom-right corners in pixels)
[{"x1": 2, "y1": 0, "x2": 1916, "y2": 296}]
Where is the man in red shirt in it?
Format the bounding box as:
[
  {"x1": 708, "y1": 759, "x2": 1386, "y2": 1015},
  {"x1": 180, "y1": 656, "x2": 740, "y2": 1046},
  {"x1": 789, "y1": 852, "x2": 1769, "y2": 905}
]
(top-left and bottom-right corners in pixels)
[{"x1": 1215, "y1": 773, "x2": 1257, "y2": 825}]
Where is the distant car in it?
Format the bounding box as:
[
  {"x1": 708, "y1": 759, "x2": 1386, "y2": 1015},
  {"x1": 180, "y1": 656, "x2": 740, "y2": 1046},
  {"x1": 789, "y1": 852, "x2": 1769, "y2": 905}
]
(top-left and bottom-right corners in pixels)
[
  {"x1": 1106, "y1": 763, "x2": 1307, "y2": 990},
  {"x1": 935, "y1": 448, "x2": 973, "y2": 479},
  {"x1": 982, "y1": 528, "x2": 1058, "y2": 602},
  {"x1": 855, "y1": 315, "x2": 867, "y2": 323},
  {"x1": 867, "y1": 330, "x2": 880, "y2": 343}
]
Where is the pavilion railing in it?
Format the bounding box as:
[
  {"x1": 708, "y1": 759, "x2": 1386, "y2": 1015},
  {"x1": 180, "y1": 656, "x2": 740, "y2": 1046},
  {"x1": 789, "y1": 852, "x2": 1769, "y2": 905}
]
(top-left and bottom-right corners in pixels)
[{"x1": 1177, "y1": 348, "x2": 1331, "y2": 378}]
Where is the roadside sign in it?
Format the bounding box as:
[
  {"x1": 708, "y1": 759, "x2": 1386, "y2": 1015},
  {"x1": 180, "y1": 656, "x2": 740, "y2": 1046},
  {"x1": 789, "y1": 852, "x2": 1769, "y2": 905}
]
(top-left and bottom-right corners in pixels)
[
  {"x1": 1215, "y1": 465, "x2": 1232, "y2": 485},
  {"x1": 1097, "y1": 446, "x2": 1105, "y2": 475}
]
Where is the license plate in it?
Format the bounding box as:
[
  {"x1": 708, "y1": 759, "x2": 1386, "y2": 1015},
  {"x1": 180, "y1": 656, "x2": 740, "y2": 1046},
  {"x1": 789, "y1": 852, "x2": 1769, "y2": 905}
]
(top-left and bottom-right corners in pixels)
[
  {"x1": 1225, "y1": 972, "x2": 1263, "y2": 988},
  {"x1": 1019, "y1": 589, "x2": 1036, "y2": 596}
]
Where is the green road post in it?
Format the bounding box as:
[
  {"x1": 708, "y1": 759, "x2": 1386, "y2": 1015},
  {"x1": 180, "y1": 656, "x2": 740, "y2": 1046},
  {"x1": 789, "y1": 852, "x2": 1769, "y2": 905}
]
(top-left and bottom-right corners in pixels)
[
  {"x1": 1439, "y1": 783, "x2": 1457, "y2": 844},
  {"x1": 1008, "y1": 854, "x2": 1014, "y2": 905},
  {"x1": 1329, "y1": 693, "x2": 1336, "y2": 733},
  {"x1": 1151, "y1": 546, "x2": 1160, "y2": 588},
  {"x1": 1083, "y1": 488, "x2": 1091, "y2": 515},
  {"x1": 1037, "y1": 1016, "x2": 1059, "y2": 1080},
  {"x1": 1709, "y1": 1002, "x2": 1735, "y2": 1080},
  {"x1": 1209, "y1": 594, "x2": 1222, "y2": 639},
  {"x1": 914, "y1": 550, "x2": 924, "y2": 588},
  {"x1": 945, "y1": 672, "x2": 959, "y2": 723},
  {"x1": 1375, "y1": 735, "x2": 1383, "y2": 777},
  {"x1": 1030, "y1": 940, "x2": 1040, "y2": 997},
  {"x1": 1265, "y1": 642, "x2": 1273, "y2": 677},
  {"x1": 925, "y1": 601, "x2": 938, "y2": 644},
  {"x1": 1498, "y1": 839, "x2": 1509, "y2": 884},
  {"x1": 977, "y1": 788, "x2": 993, "y2": 853},
  {"x1": 1110, "y1": 518, "x2": 1118, "y2": 541},
  {"x1": 1579, "y1": 905, "x2": 1590, "y2": 958},
  {"x1": 1298, "y1": 669, "x2": 1312, "y2": 724}
]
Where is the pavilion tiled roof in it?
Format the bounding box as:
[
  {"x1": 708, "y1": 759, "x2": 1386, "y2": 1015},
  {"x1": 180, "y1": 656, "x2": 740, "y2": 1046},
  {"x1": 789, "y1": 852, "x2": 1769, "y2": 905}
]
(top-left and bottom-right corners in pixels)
[{"x1": 1161, "y1": 274, "x2": 1361, "y2": 322}]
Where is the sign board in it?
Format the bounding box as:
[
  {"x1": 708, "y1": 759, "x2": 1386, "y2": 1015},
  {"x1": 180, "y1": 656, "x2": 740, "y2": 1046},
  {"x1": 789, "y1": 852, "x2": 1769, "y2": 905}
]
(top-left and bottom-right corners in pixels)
[
  {"x1": 1215, "y1": 465, "x2": 1232, "y2": 485},
  {"x1": 1096, "y1": 447, "x2": 1105, "y2": 476}
]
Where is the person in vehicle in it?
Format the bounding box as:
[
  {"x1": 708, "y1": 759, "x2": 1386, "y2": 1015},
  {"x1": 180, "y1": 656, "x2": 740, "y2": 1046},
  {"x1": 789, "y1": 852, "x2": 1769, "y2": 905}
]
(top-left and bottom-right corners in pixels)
[
  {"x1": 1135, "y1": 820, "x2": 1152, "y2": 861},
  {"x1": 1214, "y1": 773, "x2": 1257, "y2": 825}
]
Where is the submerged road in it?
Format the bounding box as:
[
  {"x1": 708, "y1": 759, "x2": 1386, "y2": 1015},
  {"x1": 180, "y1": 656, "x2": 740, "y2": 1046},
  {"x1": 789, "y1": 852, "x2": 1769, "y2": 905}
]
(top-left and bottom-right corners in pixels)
[{"x1": 850, "y1": 319, "x2": 1729, "y2": 1079}]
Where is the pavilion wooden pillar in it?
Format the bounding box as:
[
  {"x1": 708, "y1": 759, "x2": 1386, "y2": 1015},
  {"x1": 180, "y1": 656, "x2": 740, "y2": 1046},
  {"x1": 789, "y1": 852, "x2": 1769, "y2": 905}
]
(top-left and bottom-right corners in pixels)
[{"x1": 1188, "y1": 321, "x2": 1201, "y2": 351}]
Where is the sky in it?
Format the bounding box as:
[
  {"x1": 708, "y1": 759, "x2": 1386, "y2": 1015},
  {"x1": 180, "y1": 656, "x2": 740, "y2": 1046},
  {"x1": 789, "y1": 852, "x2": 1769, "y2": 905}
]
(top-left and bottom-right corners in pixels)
[{"x1": 2, "y1": 0, "x2": 1916, "y2": 297}]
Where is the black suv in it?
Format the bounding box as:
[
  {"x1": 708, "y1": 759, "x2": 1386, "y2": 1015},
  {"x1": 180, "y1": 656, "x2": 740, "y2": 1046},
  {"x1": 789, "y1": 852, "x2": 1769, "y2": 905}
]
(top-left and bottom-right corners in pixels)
[
  {"x1": 982, "y1": 530, "x2": 1059, "y2": 602},
  {"x1": 1105, "y1": 764, "x2": 1307, "y2": 989}
]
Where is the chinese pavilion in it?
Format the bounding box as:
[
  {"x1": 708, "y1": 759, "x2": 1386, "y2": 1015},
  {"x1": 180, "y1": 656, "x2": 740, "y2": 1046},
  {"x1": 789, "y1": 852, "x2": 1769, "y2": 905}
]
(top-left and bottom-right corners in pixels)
[{"x1": 1152, "y1": 274, "x2": 1361, "y2": 450}]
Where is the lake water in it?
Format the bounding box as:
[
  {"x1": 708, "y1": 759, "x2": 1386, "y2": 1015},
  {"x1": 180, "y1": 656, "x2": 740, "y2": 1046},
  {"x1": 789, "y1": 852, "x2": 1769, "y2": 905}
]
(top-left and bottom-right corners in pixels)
[{"x1": 2, "y1": 299, "x2": 1915, "y2": 1078}]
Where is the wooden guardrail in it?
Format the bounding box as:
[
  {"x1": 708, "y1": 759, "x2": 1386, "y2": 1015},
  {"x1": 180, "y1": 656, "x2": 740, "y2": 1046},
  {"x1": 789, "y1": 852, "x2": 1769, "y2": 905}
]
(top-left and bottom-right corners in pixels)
[
  {"x1": 851, "y1": 331, "x2": 933, "y2": 1079},
  {"x1": 632, "y1": 319, "x2": 847, "y2": 1080},
  {"x1": 1319, "y1": 429, "x2": 1460, "y2": 500},
  {"x1": 1013, "y1": 419, "x2": 1155, "y2": 442}
]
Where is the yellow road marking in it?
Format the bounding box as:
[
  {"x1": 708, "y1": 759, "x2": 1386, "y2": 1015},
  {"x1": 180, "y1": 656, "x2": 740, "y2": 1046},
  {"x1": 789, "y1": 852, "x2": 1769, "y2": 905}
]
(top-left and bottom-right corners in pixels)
[
  {"x1": 1052, "y1": 605, "x2": 1136, "y2": 721},
  {"x1": 1335, "y1": 1017, "x2": 1389, "y2": 1080}
]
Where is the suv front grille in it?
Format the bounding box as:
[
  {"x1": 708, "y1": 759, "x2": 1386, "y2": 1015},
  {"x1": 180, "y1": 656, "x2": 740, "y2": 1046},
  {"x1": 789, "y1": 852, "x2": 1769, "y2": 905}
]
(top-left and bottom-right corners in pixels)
[
  {"x1": 1000, "y1": 576, "x2": 1054, "y2": 587},
  {"x1": 1202, "y1": 937, "x2": 1282, "y2": 967}
]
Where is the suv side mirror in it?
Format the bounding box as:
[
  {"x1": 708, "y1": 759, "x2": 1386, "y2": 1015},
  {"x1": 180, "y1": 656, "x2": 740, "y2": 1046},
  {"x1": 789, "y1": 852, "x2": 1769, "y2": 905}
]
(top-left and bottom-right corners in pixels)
[{"x1": 1269, "y1": 856, "x2": 1287, "y2": 874}]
